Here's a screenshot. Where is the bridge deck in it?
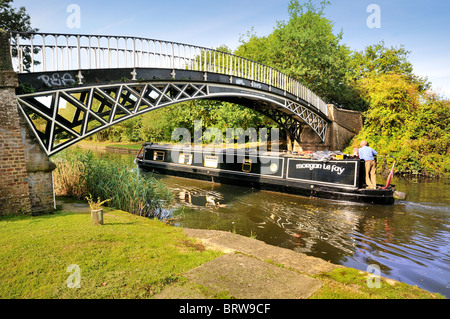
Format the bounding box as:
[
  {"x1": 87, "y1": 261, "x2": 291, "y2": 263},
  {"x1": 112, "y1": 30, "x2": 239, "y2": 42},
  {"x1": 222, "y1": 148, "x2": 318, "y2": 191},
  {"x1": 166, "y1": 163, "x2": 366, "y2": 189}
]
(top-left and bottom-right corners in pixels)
[{"x1": 10, "y1": 32, "x2": 328, "y2": 116}]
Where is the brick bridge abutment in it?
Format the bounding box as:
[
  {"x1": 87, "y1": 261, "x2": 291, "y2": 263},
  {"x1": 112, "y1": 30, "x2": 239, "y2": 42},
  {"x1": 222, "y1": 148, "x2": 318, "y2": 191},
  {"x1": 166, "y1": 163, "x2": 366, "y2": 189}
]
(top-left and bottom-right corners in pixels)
[{"x1": 0, "y1": 31, "x2": 55, "y2": 216}]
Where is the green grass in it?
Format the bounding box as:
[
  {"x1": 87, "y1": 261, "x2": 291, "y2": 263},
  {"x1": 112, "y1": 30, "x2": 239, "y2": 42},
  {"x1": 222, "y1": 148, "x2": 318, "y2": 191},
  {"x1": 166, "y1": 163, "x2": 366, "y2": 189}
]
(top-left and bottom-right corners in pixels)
[
  {"x1": 0, "y1": 208, "x2": 221, "y2": 299},
  {"x1": 311, "y1": 267, "x2": 445, "y2": 299},
  {"x1": 77, "y1": 140, "x2": 143, "y2": 150},
  {"x1": 106, "y1": 143, "x2": 143, "y2": 150},
  {"x1": 1, "y1": 199, "x2": 444, "y2": 299}
]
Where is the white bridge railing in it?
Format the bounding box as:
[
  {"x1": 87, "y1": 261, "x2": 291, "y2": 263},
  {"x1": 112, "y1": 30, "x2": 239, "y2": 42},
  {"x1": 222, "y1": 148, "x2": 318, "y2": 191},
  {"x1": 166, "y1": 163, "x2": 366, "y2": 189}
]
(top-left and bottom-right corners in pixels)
[{"x1": 10, "y1": 32, "x2": 328, "y2": 116}]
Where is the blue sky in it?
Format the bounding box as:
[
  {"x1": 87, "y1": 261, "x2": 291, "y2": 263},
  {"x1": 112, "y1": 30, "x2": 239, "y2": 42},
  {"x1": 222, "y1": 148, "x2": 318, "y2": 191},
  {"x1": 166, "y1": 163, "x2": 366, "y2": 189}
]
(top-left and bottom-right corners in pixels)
[{"x1": 14, "y1": 0, "x2": 450, "y2": 98}]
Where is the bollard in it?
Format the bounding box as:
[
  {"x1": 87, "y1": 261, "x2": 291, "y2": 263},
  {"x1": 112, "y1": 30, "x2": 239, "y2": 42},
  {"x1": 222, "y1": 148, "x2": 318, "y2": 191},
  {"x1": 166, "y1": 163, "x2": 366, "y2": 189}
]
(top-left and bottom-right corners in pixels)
[{"x1": 91, "y1": 209, "x2": 104, "y2": 225}]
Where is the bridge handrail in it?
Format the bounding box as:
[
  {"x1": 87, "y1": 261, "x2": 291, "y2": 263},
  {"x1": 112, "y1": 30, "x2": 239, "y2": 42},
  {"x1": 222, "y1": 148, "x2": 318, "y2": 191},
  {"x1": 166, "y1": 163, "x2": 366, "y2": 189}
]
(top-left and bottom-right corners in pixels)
[{"x1": 9, "y1": 31, "x2": 328, "y2": 116}]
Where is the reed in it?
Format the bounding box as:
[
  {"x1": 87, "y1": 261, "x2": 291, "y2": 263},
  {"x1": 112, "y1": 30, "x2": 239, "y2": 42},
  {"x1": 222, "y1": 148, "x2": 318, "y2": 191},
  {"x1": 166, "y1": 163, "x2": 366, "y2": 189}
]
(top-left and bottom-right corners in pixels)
[{"x1": 52, "y1": 150, "x2": 173, "y2": 218}]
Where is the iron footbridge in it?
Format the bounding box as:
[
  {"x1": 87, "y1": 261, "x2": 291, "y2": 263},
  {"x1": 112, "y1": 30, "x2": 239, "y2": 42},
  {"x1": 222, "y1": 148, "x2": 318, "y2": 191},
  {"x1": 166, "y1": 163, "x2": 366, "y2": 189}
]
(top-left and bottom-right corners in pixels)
[{"x1": 10, "y1": 32, "x2": 331, "y2": 156}]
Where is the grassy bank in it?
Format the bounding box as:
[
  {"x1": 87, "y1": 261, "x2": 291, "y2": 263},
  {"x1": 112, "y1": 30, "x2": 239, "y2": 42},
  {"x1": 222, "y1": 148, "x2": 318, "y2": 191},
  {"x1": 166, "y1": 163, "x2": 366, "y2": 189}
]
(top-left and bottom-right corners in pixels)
[
  {"x1": 77, "y1": 140, "x2": 143, "y2": 150},
  {"x1": 76, "y1": 140, "x2": 286, "y2": 151},
  {"x1": 312, "y1": 267, "x2": 444, "y2": 299},
  {"x1": 0, "y1": 202, "x2": 221, "y2": 298}
]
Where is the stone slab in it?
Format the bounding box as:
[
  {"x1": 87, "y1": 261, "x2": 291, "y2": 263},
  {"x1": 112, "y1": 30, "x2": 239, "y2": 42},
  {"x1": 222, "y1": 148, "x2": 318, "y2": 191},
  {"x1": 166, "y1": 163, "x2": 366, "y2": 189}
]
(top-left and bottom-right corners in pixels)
[
  {"x1": 183, "y1": 228, "x2": 337, "y2": 275},
  {"x1": 184, "y1": 253, "x2": 322, "y2": 299}
]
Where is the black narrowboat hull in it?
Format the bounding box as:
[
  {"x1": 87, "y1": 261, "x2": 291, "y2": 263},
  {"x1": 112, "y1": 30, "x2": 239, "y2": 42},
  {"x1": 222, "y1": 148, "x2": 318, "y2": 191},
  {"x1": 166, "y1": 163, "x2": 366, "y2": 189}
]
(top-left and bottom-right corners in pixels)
[{"x1": 135, "y1": 144, "x2": 395, "y2": 205}]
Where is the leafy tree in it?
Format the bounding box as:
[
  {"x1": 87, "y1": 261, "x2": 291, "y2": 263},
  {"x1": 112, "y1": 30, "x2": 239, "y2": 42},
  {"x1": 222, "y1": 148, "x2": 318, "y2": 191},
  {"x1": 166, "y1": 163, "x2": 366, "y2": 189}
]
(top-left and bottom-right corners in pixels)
[
  {"x1": 137, "y1": 99, "x2": 278, "y2": 144},
  {"x1": 346, "y1": 73, "x2": 449, "y2": 177},
  {"x1": 0, "y1": 0, "x2": 39, "y2": 71},
  {"x1": 347, "y1": 41, "x2": 430, "y2": 92},
  {"x1": 236, "y1": 0, "x2": 353, "y2": 107},
  {"x1": 235, "y1": 27, "x2": 273, "y2": 65}
]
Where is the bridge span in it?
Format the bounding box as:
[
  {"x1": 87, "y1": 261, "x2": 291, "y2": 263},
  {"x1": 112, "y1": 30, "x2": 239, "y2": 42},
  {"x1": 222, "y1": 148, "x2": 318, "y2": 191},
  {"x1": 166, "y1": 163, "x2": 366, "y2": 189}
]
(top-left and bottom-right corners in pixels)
[{"x1": 11, "y1": 32, "x2": 330, "y2": 156}]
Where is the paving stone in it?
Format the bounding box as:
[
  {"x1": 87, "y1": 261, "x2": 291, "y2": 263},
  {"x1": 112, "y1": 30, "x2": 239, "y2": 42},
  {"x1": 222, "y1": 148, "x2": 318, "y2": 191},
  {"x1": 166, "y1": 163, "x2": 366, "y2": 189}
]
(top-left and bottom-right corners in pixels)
[{"x1": 184, "y1": 253, "x2": 322, "y2": 299}]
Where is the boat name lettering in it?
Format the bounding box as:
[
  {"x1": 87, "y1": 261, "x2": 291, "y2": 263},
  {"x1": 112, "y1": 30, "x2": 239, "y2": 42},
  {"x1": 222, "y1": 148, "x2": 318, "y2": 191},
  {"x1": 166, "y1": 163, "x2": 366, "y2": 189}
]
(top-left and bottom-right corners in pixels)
[
  {"x1": 295, "y1": 163, "x2": 346, "y2": 175},
  {"x1": 296, "y1": 163, "x2": 323, "y2": 170}
]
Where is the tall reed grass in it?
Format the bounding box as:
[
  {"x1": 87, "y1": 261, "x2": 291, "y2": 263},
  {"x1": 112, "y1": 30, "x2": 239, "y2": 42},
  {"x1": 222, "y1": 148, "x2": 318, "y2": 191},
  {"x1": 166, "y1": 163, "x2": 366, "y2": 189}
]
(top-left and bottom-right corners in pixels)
[{"x1": 52, "y1": 150, "x2": 173, "y2": 218}]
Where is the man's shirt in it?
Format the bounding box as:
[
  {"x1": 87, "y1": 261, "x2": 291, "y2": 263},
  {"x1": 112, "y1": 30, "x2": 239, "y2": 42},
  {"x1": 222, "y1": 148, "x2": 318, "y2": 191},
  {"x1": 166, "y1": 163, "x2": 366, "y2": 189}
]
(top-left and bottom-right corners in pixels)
[{"x1": 359, "y1": 146, "x2": 377, "y2": 161}]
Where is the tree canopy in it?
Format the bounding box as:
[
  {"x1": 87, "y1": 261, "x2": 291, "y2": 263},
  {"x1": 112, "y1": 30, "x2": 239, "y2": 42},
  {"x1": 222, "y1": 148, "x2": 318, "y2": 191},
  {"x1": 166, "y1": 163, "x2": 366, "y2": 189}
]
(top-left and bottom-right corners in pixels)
[
  {"x1": 346, "y1": 74, "x2": 449, "y2": 177},
  {"x1": 0, "y1": 0, "x2": 37, "y2": 33},
  {"x1": 235, "y1": 0, "x2": 352, "y2": 107},
  {"x1": 0, "y1": 0, "x2": 39, "y2": 70}
]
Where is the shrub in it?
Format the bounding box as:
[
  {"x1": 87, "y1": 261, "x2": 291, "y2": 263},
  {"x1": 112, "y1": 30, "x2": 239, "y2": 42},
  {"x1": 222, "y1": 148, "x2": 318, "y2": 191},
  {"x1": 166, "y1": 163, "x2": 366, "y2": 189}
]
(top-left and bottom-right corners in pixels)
[
  {"x1": 52, "y1": 149, "x2": 174, "y2": 218},
  {"x1": 346, "y1": 74, "x2": 450, "y2": 177}
]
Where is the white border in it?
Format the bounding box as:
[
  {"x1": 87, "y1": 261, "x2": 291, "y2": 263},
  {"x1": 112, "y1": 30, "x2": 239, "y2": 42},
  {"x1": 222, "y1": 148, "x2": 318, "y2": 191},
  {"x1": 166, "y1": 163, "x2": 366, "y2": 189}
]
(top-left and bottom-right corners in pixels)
[
  {"x1": 286, "y1": 158, "x2": 358, "y2": 189},
  {"x1": 142, "y1": 149, "x2": 285, "y2": 180}
]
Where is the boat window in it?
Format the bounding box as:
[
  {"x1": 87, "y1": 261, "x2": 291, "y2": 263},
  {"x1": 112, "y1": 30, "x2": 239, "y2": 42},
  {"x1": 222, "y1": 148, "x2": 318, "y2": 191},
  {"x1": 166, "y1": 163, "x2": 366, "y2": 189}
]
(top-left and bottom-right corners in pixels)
[
  {"x1": 242, "y1": 159, "x2": 252, "y2": 172},
  {"x1": 204, "y1": 155, "x2": 219, "y2": 168},
  {"x1": 178, "y1": 153, "x2": 193, "y2": 165},
  {"x1": 153, "y1": 151, "x2": 165, "y2": 162}
]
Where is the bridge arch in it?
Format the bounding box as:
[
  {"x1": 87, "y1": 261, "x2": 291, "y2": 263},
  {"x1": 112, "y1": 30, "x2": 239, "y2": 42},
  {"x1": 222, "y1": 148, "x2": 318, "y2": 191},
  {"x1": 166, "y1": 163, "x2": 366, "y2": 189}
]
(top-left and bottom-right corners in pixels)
[{"x1": 17, "y1": 69, "x2": 330, "y2": 156}]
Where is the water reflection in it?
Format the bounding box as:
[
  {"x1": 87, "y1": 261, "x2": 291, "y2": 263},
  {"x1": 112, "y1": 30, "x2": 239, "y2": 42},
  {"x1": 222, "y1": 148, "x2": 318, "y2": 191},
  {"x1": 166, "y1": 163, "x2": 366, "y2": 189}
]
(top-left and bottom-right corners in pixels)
[
  {"x1": 85, "y1": 148, "x2": 450, "y2": 297},
  {"x1": 152, "y1": 173, "x2": 449, "y2": 298},
  {"x1": 176, "y1": 187, "x2": 226, "y2": 209}
]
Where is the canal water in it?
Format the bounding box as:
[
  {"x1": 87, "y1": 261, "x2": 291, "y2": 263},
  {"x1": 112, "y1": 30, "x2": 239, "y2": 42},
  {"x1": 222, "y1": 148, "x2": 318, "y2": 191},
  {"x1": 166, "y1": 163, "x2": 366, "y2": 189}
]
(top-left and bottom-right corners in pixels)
[{"x1": 88, "y1": 149, "x2": 449, "y2": 298}]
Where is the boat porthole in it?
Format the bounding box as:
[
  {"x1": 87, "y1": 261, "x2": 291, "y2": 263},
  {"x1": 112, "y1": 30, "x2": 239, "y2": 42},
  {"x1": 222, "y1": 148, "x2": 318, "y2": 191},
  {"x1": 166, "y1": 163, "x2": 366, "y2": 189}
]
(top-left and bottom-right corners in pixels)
[{"x1": 270, "y1": 163, "x2": 278, "y2": 173}]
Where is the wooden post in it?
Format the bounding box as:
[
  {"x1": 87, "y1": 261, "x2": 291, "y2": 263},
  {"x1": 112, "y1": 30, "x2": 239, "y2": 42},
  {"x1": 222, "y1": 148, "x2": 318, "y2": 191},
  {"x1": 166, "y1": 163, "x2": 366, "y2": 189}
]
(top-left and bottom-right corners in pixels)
[{"x1": 91, "y1": 209, "x2": 104, "y2": 225}]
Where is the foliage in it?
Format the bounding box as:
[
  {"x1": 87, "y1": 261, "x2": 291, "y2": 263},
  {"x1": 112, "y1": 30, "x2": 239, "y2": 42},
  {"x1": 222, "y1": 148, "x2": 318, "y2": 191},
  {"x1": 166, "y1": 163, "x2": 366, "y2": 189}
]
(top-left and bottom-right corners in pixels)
[
  {"x1": 52, "y1": 149, "x2": 174, "y2": 217},
  {"x1": 235, "y1": 0, "x2": 354, "y2": 107},
  {"x1": 86, "y1": 194, "x2": 112, "y2": 211},
  {"x1": 94, "y1": 99, "x2": 279, "y2": 145},
  {"x1": 346, "y1": 73, "x2": 450, "y2": 177},
  {"x1": 0, "y1": 0, "x2": 36, "y2": 32},
  {"x1": 345, "y1": 41, "x2": 431, "y2": 110},
  {"x1": 347, "y1": 41, "x2": 414, "y2": 82},
  {"x1": 0, "y1": 0, "x2": 39, "y2": 71},
  {"x1": 52, "y1": 0, "x2": 446, "y2": 178}
]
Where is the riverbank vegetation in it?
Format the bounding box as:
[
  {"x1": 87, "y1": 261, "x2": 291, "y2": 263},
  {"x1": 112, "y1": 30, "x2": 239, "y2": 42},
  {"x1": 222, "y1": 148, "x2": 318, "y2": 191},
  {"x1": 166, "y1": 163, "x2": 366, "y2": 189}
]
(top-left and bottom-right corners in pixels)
[
  {"x1": 345, "y1": 74, "x2": 449, "y2": 177},
  {"x1": 52, "y1": 149, "x2": 174, "y2": 218},
  {"x1": 312, "y1": 267, "x2": 445, "y2": 299}
]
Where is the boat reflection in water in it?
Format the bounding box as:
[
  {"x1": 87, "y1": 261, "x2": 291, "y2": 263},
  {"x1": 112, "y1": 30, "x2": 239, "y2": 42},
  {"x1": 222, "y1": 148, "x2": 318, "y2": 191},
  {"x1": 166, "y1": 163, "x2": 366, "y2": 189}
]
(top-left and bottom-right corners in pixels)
[
  {"x1": 177, "y1": 187, "x2": 227, "y2": 209},
  {"x1": 159, "y1": 177, "x2": 364, "y2": 258}
]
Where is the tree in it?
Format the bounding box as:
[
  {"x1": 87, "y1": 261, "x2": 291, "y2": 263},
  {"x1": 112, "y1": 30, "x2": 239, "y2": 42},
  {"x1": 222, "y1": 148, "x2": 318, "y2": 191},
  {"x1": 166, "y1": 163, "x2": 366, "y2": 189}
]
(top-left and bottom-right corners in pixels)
[
  {"x1": 235, "y1": 0, "x2": 353, "y2": 107},
  {"x1": 137, "y1": 99, "x2": 278, "y2": 144},
  {"x1": 346, "y1": 73, "x2": 449, "y2": 177},
  {"x1": 347, "y1": 41, "x2": 430, "y2": 92},
  {"x1": 0, "y1": 0, "x2": 39, "y2": 71}
]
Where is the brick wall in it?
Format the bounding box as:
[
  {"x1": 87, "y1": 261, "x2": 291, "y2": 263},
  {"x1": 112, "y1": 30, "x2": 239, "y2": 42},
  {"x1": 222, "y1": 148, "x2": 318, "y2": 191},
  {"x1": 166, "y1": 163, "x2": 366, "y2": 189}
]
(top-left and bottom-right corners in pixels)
[
  {"x1": 0, "y1": 70, "x2": 32, "y2": 215},
  {"x1": 0, "y1": 31, "x2": 55, "y2": 216},
  {"x1": 298, "y1": 104, "x2": 363, "y2": 151},
  {"x1": 19, "y1": 112, "x2": 57, "y2": 214}
]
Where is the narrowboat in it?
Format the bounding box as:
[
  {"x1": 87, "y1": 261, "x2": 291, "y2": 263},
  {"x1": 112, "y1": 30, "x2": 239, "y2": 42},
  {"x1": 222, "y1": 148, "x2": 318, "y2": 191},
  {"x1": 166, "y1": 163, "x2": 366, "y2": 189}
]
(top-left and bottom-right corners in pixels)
[{"x1": 135, "y1": 143, "x2": 397, "y2": 205}]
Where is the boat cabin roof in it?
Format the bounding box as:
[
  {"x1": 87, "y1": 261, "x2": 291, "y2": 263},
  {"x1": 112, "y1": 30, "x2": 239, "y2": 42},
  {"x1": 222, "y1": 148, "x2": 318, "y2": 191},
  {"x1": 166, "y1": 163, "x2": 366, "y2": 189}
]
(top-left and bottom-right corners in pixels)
[{"x1": 142, "y1": 143, "x2": 354, "y2": 160}]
